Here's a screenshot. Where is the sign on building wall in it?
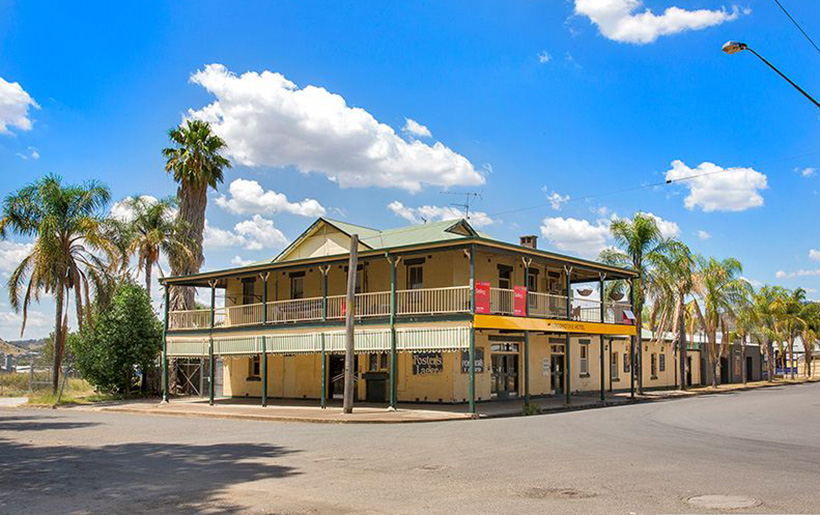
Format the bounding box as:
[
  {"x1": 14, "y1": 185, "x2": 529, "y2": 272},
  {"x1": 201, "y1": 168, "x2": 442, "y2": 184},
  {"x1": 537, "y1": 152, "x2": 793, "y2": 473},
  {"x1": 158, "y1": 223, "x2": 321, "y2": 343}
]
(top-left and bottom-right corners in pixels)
[
  {"x1": 460, "y1": 347, "x2": 485, "y2": 373},
  {"x1": 413, "y1": 352, "x2": 444, "y2": 375},
  {"x1": 542, "y1": 357, "x2": 550, "y2": 377},
  {"x1": 475, "y1": 282, "x2": 490, "y2": 314},
  {"x1": 513, "y1": 286, "x2": 527, "y2": 316}
]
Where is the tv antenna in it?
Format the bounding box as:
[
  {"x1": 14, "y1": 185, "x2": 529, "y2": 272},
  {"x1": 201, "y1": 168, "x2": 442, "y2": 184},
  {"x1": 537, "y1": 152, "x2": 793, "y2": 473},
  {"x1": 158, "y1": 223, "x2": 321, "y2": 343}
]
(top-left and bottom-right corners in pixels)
[{"x1": 440, "y1": 191, "x2": 482, "y2": 220}]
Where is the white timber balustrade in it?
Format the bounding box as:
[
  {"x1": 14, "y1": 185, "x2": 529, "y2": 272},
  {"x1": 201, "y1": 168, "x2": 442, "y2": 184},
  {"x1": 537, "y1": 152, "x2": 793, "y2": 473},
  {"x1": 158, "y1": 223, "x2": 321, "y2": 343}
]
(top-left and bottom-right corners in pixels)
[
  {"x1": 489, "y1": 287, "x2": 516, "y2": 315},
  {"x1": 527, "y1": 291, "x2": 569, "y2": 319},
  {"x1": 168, "y1": 308, "x2": 211, "y2": 330},
  {"x1": 396, "y1": 286, "x2": 471, "y2": 315},
  {"x1": 571, "y1": 297, "x2": 603, "y2": 323}
]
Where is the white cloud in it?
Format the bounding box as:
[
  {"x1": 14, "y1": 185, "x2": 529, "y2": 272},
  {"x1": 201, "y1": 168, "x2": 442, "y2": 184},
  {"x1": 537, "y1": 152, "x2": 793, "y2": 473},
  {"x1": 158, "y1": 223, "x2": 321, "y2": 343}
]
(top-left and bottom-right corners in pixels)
[
  {"x1": 538, "y1": 51, "x2": 552, "y2": 63},
  {"x1": 188, "y1": 64, "x2": 484, "y2": 192},
  {"x1": 0, "y1": 309, "x2": 51, "y2": 339},
  {"x1": 740, "y1": 276, "x2": 763, "y2": 288},
  {"x1": 665, "y1": 160, "x2": 767, "y2": 212},
  {"x1": 109, "y1": 195, "x2": 167, "y2": 222},
  {"x1": 387, "y1": 201, "x2": 494, "y2": 228},
  {"x1": 795, "y1": 167, "x2": 816, "y2": 178},
  {"x1": 0, "y1": 77, "x2": 38, "y2": 135},
  {"x1": 542, "y1": 185, "x2": 570, "y2": 210},
  {"x1": 809, "y1": 249, "x2": 820, "y2": 261},
  {"x1": 574, "y1": 0, "x2": 741, "y2": 44},
  {"x1": 776, "y1": 268, "x2": 820, "y2": 280},
  {"x1": 641, "y1": 212, "x2": 679, "y2": 238},
  {"x1": 16, "y1": 146, "x2": 39, "y2": 160},
  {"x1": 540, "y1": 217, "x2": 610, "y2": 259},
  {"x1": 0, "y1": 240, "x2": 33, "y2": 278},
  {"x1": 231, "y1": 255, "x2": 255, "y2": 266},
  {"x1": 215, "y1": 178, "x2": 326, "y2": 217},
  {"x1": 402, "y1": 118, "x2": 432, "y2": 138},
  {"x1": 697, "y1": 230, "x2": 711, "y2": 240},
  {"x1": 204, "y1": 215, "x2": 288, "y2": 251}
]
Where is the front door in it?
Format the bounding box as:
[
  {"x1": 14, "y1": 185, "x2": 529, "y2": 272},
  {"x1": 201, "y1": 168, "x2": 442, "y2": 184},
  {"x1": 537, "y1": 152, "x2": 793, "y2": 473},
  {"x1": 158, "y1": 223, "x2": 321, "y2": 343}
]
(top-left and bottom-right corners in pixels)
[
  {"x1": 746, "y1": 356, "x2": 754, "y2": 381},
  {"x1": 491, "y1": 354, "x2": 519, "y2": 400},
  {"x1": 686, "y1": 356, "x2": 693, "y2": 386},
  {"x1": 551, "y1": 355, "x2": 564, "y2": 394},
  {"x1": 328, "y1": 355, "x2": 346, "y2": 399}
]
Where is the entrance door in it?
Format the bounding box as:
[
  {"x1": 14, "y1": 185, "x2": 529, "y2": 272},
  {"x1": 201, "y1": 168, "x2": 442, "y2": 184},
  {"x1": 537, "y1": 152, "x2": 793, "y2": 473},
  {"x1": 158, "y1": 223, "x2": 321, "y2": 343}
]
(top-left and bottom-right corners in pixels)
[
  {"x1": 328, "y1": 355, "x2": 346, "y2": 399},
  {"x1": 491, "y1": 354, "x2": 519, "y2": 399},
  {"x1": 551, "y1": 355, "x2": 564, "y2": 394},
  {"x1": 720, "y1": 357, "x2": 729, "y2": 384},
  {"x1": 686, "y1": 356, "x2": 693, "y2": 387},
  {"x1": 746, "y1": 356, "x2": 754, "y2": 381}
]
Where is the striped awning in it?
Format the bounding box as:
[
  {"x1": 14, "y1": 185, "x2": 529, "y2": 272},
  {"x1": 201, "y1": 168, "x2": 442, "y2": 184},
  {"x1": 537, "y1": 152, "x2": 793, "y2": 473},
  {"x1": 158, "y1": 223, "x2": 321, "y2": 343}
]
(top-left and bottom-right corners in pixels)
[{"x1": 167, "y1": 326, "x2": 470, "y2": 357}]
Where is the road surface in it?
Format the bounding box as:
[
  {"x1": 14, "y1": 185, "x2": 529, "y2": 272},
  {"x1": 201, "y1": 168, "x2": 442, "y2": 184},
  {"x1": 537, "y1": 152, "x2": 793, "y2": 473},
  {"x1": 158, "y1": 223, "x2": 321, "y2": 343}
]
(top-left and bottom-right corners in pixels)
[{"x1": 1, "y1": 383, "x2": 819, "y2": 514}]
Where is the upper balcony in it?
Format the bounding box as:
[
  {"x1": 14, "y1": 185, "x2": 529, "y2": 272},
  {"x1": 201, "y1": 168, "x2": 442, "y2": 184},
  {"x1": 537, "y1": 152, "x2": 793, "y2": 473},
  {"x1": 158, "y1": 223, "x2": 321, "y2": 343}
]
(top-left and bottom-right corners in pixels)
[{"x1": 168, "y1": 285, "x2": 632, "y2": 330}]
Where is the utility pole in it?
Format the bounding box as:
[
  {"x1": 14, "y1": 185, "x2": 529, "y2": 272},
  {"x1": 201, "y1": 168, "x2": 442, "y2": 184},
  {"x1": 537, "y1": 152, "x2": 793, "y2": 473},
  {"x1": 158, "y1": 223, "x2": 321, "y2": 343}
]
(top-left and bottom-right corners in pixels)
[{"x1": 343, "y1": 234, "x2": 359, "y2": 414}]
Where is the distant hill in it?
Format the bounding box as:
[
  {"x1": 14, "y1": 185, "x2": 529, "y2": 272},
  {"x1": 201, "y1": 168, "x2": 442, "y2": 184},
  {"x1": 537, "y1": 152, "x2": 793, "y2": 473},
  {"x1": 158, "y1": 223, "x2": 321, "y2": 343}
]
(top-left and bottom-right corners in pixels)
[
  {"x1": 5, "y1": 337, "x2": 47, "y2": 352},
  {"x1": 0, "y1": 339, "x2": 28, "y2": 356}
]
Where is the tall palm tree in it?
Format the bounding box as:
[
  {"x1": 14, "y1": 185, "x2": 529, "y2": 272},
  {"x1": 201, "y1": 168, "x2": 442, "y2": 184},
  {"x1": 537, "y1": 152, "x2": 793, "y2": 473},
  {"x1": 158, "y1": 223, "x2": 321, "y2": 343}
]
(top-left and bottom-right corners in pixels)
[
  {"x1": 162, "y1": 119, "x2": 231, "y2": 310},
  {"x1": 599, "y1": 213, "x2": 672, "y2": 395},
  {"x1": 690, "y1": 256, "x2": 750, "y2": 387},
  {"x1": 0, "y1": 174, "x2": 113, "y2": 392},
  {"x1": 730, "y1": 300, "x2": 757, "y2": 384},
  {"x1": 120, "y1": 196, "x2": 194, "y2": 297},
  {"x1": 751, "y1": 285, "x2": 785, "y2": 382},
  {"x1": 650, "y1": 241, "x2": 696, "y2": 390},
  {"x1": 773, "y1": 288, "x2": 808, "y2": 380},
  {"x1": 800, "y1": 304, "x2": 818, "y2": 378}
]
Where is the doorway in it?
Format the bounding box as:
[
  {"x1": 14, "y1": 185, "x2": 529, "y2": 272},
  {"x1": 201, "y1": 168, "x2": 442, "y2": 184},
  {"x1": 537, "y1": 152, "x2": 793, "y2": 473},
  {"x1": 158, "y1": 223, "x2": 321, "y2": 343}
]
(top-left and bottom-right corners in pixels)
[
  {"x1": 746, "y1": 356, "x2": 754, "y2": 382},
  {"x1": 720, "y1": 357, "x2": 730, "y2": 384},
  {"x1": 686, "y1": 356, "x2": 693, "y2": 387},
  {"x1": 491, "y1": 352, "x2": 519, "y2": 400},
  {"x1": 328, "y1": 355, "x2": 346, "y2": 399},
  {"x1": 551, "y1": 354, "x2": 564, "y2": 395}
]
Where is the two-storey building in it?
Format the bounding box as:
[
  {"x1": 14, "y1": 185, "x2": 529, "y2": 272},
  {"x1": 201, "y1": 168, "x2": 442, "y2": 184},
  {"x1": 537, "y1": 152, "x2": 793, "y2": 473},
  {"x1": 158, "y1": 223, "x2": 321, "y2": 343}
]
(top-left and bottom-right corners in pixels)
[{"x1": 160, "y1": 217, "x2": 639, "y2": 413}]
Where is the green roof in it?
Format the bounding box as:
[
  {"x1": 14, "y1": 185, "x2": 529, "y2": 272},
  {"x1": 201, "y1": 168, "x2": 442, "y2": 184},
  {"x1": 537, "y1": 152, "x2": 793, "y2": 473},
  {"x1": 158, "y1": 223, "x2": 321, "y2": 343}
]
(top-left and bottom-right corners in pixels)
[{"x1": 339, "y1": 218, "x2": 484, "y2": 249}]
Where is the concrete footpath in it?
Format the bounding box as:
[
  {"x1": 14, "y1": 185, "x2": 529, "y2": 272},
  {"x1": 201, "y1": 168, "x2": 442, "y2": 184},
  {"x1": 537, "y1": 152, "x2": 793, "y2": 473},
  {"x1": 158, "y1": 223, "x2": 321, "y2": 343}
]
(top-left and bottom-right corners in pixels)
[{"x1": 24, "y1": 378, "x2": 819, "y2": 424}]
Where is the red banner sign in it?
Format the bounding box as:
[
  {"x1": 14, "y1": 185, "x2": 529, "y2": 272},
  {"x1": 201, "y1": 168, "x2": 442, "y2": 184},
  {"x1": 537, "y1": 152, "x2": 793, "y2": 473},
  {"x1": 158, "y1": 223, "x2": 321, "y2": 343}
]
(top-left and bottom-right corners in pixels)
[
  {"x1": 514, "y1": 286, "x2": 528, "y2": 317},
  {"x1": 474, "y1": 282, "x2": 490, "y2": 314}
]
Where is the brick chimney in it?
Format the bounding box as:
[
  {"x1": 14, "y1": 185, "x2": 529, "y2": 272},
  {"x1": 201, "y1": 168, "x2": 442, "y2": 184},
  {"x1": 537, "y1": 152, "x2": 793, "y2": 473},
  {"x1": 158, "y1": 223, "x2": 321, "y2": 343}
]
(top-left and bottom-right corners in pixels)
[{"x1": 519, "y1": 235, "x2": 538, "y2": 249}]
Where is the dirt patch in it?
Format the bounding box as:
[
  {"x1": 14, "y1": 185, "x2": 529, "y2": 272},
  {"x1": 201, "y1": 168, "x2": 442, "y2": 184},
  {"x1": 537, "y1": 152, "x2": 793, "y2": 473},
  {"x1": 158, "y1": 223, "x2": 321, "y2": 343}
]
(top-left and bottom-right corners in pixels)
[{"x1": 519, "y1": 487, "x2": 596, "y2": 500}]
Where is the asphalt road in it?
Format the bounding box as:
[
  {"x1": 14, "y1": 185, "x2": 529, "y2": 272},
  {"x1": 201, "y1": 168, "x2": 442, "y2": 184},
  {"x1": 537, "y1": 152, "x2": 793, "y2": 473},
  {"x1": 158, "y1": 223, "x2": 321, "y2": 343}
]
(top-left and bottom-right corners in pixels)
[{"x1": 1, "y1": 383, "x2": 819, "y2": 514}]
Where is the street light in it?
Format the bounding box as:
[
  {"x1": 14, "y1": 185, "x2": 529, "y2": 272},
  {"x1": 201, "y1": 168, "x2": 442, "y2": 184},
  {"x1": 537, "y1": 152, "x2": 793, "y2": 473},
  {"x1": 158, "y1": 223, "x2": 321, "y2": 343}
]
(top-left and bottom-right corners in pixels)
[{"x1": 722, "y1": 40, "x2": 820, "y2": 110}]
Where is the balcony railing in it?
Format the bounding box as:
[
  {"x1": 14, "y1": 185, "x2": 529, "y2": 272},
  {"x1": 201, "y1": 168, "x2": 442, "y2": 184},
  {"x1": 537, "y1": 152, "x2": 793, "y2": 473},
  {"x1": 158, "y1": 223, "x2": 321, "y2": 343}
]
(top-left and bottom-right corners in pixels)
[{"x1": 167, "y1": 285, "x2": 632, "y2": 330}]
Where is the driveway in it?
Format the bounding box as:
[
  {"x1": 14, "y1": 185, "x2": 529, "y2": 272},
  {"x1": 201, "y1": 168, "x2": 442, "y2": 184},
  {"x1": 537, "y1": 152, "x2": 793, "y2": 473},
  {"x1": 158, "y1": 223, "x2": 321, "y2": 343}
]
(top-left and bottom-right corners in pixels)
[{"x1": 1, "y1": 383, "x2": 819, "y2": 514}]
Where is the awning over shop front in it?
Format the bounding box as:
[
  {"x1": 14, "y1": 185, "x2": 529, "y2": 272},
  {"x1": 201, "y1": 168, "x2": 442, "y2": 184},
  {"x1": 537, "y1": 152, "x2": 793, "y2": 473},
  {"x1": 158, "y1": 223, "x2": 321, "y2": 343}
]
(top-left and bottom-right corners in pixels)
[
  {"x1": 473, "y1": 314, "x2": 637, "y2": 336},
  {"x1": 166, "y1": 326, "x2": 471, "y2": 357}
]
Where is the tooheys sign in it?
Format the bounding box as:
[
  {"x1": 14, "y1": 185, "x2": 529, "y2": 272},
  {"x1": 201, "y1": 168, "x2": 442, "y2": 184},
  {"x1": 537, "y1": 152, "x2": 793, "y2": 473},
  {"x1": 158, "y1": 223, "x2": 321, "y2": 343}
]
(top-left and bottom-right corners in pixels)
[{"x1": 412, "y1": 352, "x2": 443, "y2": 375}]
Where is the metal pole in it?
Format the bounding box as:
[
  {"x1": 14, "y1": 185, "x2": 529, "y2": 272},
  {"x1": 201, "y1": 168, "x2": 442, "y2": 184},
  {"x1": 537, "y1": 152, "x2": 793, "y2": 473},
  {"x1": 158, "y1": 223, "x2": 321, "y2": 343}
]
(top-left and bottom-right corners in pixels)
[
  {"x1": 565, "y1": 267, "x2": 572, "y2": 405},
  {"x1": 599, "y1": 276, "x2": 605, "y2": 402},
  {"x1": 469, "y1": 245, "x2": 476, "y2": 416},
  {"x1": 343, "y1": 234, "x2": 359, "y2": 414},
  {"x1": 524, "y1": 330, "x2": 530, "y2": 407},
  {"x1": 630, "y1": 278, "x2": 635, "y2": 399},
  {"x1": 161, "y1": 285, "x2": 170, "y2": 402},
  {"x1": 389, "y1": 255, "x2": 398, "y2": 410},
  {"x1": 745, "y1": 47, "x2": 820, "y2": 110},
  {"x1": 209, "y1": 282, "x2": 216, "y2": 406},
  {"x1": 261, "y1": 272, "x2": 268, "y2": 408},
  {"x1": 321, "y1": 266, "x2": 328, "y2": 409}
]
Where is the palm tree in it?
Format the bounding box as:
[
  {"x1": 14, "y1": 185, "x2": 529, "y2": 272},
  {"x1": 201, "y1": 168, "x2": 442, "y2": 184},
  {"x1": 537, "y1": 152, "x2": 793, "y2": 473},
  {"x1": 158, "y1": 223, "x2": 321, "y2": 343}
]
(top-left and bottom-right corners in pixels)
[
  {"x1": 772, "y1": 288, "x2": 808, "y2": 380},
  {"x1": 690, "y1": 256, "x2": 750, "y2": 387},
  {"x1": 648, "y1": 241, "x2": 695, "y2": 389},
  {"x1": 120, "y1": 196, "x2": 194, "y2": 297},
  {"x1": 599, "y1": 213, "x2": 673, "y2": 395},
  {"x1": 162, "y1": 119, "x2": 231, "y2": 310},
  {"x1": 800, "y1": 304, "x2": 818, "y2": 378},
  {"x1": 751, "y1": 285, "x2": 785, "y2": 382},
  {"x1": 730, "y1": 300, "x2": 757, "y2": 384},
  {"x1": 0, "y1": 174, "x2": 113, "y2": 392}
]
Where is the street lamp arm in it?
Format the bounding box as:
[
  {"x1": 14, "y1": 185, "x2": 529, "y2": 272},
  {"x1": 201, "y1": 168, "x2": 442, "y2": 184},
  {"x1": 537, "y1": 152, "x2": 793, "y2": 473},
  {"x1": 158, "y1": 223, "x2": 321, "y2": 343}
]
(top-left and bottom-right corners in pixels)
[{"x1": 745, "y1": 47, "x2": 820, "y2": 110}]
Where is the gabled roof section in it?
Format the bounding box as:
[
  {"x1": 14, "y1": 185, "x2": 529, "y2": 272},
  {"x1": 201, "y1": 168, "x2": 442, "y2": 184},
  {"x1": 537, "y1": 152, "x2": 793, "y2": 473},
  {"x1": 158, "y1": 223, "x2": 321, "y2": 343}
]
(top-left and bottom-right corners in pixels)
[
  {"x1": 356, "y1": 218, "x2": 478, "y2": 249},
  {"x1": 274, "y1": 218, "x2": 377, "y2": 263}
]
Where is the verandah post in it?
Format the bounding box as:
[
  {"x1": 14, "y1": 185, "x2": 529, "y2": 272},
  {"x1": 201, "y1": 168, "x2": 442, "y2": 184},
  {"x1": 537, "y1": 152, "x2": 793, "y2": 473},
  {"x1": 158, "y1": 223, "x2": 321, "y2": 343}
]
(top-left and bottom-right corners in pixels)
[
  {"x1": 388, "y1": 254, "x2": 398, "y2": 410},
  {"x1": 565, "y1": 266, "x2": 572, "y2": 405},
  {"x1": 599, "y1": 275, "x2": 606, "y2": 402},
  {"x1": 469, "y1": 244, "x2": 476, "y2": 416},
  {"x1": 161, "y1": 284, "x2": 170, "y2": 403},
  {"x1": 321, "y1": 265, "x2": 329, "y2": 409},
  {"x1": 523, "y1": 257, "x2": 531, "y2": 408},
  {"x1": 260, "y1": 272, "x2": 269, "y2": 408},
  {"x1": 630, "y1": 277, "x2": 636, "y2": 399},
  {"x1": 209, "y1": 281, "x2": 216, "y2": 406}
]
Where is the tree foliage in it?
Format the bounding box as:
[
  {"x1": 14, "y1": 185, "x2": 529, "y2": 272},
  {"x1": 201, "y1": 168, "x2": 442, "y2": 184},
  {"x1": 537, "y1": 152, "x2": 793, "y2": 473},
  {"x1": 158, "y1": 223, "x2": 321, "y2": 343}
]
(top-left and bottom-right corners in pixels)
[{"x1": 70, "y1": 281, "x2": 162, "y2": 393}]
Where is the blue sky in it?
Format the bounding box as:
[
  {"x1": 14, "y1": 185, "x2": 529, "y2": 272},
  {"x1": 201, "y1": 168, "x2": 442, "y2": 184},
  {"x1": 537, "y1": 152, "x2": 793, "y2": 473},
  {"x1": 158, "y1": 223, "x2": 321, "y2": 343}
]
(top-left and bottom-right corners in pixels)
[{"x1": 1, "y1": 0, "x2": 819, "y2": 340}]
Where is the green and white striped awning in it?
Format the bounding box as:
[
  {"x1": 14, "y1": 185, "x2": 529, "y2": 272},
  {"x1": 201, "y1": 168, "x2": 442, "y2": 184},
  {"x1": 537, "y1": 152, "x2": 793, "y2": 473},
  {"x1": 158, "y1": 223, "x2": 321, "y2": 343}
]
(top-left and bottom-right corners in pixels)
[{"x1": 167, "y1": 326, "x2": 470, "y2": 357}]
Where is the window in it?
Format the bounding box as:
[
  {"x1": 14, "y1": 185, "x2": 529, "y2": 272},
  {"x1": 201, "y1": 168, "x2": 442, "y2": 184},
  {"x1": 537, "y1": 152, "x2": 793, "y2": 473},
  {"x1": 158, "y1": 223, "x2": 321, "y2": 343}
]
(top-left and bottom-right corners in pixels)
[
  {"x1": 623, "y1": 353, "x2": 630, "y2": 373},
  {"x1": 651, "y1": 353, "x2": 658, "y2": 378},
  {"x1": 380, "y1": 353, "x2": 390, "y2": 369},
  {"x1": 368, "y1": 353, "x2": 379, "y2": 371},
  {"x1": 611, "y1": 352, "x2": 619, "y2": 379},
  {"x1": 290, "y1": 272, "x2": 304, "y2": 299},
  {"x1": 527, "y1": 271, "x2": 538, "y2": 292},
  {"x1": 249, "y1": 355, "x2": 261, "y2": 378},
  {"x1": 579, "y1": 341, "x2": 589, "y2": 376},
  {"x1": 498, "y1": 265, "x2": 513, "y2": 290},
  {"x1": 407, "y1": 264, "x2": 423, "y2": 290},
  {"x1": 659, "y1": 353, "x2": 666, "y2": 372},
  {"x1": 491, "y1": 343, "x2": 520, "y2": 353},
  {"x1": 242, "y1": 278, "x2": 256, "y2": 305}
]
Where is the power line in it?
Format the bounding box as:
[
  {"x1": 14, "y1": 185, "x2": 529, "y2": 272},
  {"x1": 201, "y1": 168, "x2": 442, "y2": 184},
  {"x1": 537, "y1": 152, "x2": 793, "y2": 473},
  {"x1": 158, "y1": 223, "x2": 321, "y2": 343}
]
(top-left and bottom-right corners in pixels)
[{"x1": 772, "y1": 0, "x2": 820, "y2": 57}]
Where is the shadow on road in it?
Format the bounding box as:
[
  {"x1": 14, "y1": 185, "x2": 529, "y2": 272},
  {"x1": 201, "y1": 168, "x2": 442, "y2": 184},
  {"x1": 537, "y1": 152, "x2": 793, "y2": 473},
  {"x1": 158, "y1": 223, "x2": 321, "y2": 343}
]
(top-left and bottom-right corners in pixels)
[
  {"x1": 0, "y1": 437, "x2": 300, "y2": 513},
  {"x1": 0, "y1": 414, "x2": 100, "y2": 432}
]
